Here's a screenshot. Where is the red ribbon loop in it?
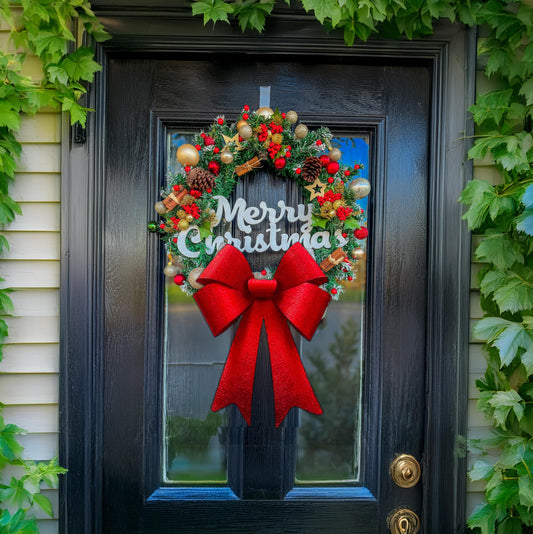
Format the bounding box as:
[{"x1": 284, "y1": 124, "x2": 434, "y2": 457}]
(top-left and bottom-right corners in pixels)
[{"x1": 194, "y1": 243, "x2": 331, "y2": 427}]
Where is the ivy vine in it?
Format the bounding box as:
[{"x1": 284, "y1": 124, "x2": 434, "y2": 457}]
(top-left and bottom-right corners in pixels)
[
  {"x1": 0, "y1": 0, "x2": 531, "y2": 532},
  {"x1": 0, "y1": 1, "x2": 106, "y2": 532}
]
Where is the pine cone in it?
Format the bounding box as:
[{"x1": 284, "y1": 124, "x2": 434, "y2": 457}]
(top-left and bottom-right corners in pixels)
[
  {"x1": 302, "y1": 157, "x2": 322, "y2": 183},
  {"x1": 186, "y1": 167, "x2": 216, "y2": 191}
]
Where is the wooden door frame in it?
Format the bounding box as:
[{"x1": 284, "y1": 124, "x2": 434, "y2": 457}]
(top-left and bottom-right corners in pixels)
[{"x1": 60, "y1": 5, "x2": 474, "y2": 533}]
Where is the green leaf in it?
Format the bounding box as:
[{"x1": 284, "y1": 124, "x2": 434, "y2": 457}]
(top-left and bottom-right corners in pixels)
[
  {"x1": 60, "y1": 47, "x2": 102, "y2": 83},
  {"x1": 469, "y1": 459, "x2": 494, "y2": 481},
  {"x1": 199, "y1": 220, "x2": 213, "y2": 239},
  {"x1": 488, "y1": 390, "x2": 524, "y2": 428},
  {"x1": 480, "y1": 268, "x2": 533, "y2": 314},
  {"x1": 519, "y1": 78, "x2": 533, "y2": 106},
  {"x1": 0, "y1": 102, "x2": 21, "y2": 131},
  {"x1": 343, "y1": 216, "x2": 360, "y2": 230},
  {"x1": 311, "y1": 214, "x2": 328, "y2": 229},
  {"x1": 468, "y1": 502, "x2": 497, "y2": 534},
  {"x1": 301, "y1": 0, "x2": 335, "y2": 24},
  {"x1": 519, "y1": 475, "x2": 533, "y2": 509},
  {"x1": 33, "y1": 493, "x2": 54, "y2": 517},
  {"x1": 458, "y1": 179, "x2": 493, "y2": 229},
  {"x1": 516, "y1": 208, "x2": 533, "y2": 235},
  {"x1": 191, "y1": 0, "x2": 233, "y2": 25},
  {"x1": 475, "y1": 229, "x2": 524, "y2": 270}
]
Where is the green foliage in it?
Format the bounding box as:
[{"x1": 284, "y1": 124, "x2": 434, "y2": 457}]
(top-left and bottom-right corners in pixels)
[{"x1": 0, "y1": 2, "x2": 107, "y2": 531}]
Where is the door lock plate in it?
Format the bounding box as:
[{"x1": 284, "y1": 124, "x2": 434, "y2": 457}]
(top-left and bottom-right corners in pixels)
[
  {"x1": 390, "y1": 454, "x2": 421, "y2": 488},
  {"x1": 387, "y1": 508, "x2": 420, "y2": 534}
]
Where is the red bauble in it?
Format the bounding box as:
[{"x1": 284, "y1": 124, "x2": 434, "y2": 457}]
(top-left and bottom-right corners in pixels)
[
  {"x1": 207, "y1": 188, "x2": 212, "y2": 193},
  {"x1": 243, "y1": 113, "x2": 249, "y2": 120},
  {"x1": 327, "y1": 177, "x2": 334, "y2": 184},
  {"x1": 331, "y1": 288, "x2": 337, "y2": 295},
  {"x1": 261, "y1": 269, "x2": 267, "y2": 276},
  {"x1": 174, "y1": 274, "x2": 185, "y2": 285},
  {"x1": 354, "y1": 164, "x2": 360, "y2": 170},
  {"x1": 285, "y1": 152, "x2": 291, "y2": 158},
  {"x1": 201, "y1": 133, "x2": 206, "y2": 138},
  {"x1": 295, "y1": 168, "x2": 302, "y2": 174},
  {"x1": 184, "y1": 165, "x2": 191, "y2": 172},
  {"x1": 319, "y1": 154, "x2": 330, "y2": 167},
  {"x1": 195, "y1": 144, "x2": 201, "y2": 151},
  {"x1": 327, "y1": 161, "x2": 340, "y2": 175},
  {"x1": 342, "y1": 232, "x2": 347, "y2": 238},
  {"x1": 344, "y1": 170, "x2": 351, "y2": 177},
  {"x1": 316, "y1": 140, "x2": 323, "y2": 146},
  {"x1": 173, "y1": 184, "x2": 180, "y2": 191},
  {"x1": 348, "y1": 276, "x2": 353, "y2": 281},
  {"x1": 243, "y1": 105, "x2": 250, "y2": 111},
  {"x1": 204, "y1": 136, "x2": 215, "y2": 146},
  {"x1": 208, "y1": 161, "x2": 221, "y2": 174},
  {"x1": 354, "y1": 227, "x2": 369, "y2": 240},
  {"x1": 214, "y1": 147, "x2": 220, "y2": 154},
  {"x1": 217, "y1": 118, "x2": 224, "y2": 125},
  {"x1": 274, "y1": 157, "x2": 286, "y2": 169},
  {"x1": 173, "y1": 237, "x2": 178, "y2": 243}
]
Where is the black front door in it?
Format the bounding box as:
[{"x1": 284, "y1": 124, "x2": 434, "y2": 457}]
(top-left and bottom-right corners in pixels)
[{"x1": 101, "y1": 54, "x2": 430, "y2": 533}]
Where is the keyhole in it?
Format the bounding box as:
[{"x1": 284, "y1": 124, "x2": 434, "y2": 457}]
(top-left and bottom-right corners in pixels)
[{"x1": 399, "y1": 517, "x2": 410, "y2": 534}]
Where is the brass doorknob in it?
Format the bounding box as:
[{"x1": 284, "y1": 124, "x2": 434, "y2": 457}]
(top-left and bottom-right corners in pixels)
[
  {"x1": 387, "y1": 508, "x2": 420, "y2": 534},
  {"x1": 389, "y1": 454, "x2": 421, "y2": 488}
]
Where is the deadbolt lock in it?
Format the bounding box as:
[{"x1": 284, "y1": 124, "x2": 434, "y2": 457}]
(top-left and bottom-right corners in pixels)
[
  {"x1": 387, "y1": 508, "x2": 420, "y2": 534},
  {"x1": 389, "y1": 454, "x2": 421, "y2": 488}
]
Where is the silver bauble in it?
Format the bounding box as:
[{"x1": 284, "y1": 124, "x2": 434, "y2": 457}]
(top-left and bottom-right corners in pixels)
[
  {"x1": 351, "y1": 248, "x2": 365, "y2": 260},
  {"x1": 164, "y1": 265, "x2": 179, "y2": 278},
  {"x1": 294, "y1": 124, "x2": 308, "y2": 139},
  {"x1": 188, "y1": 267, "x2": 204, "y2": 289},
  {"x1": 286, "y1": 110, "x2": 298, "y2": 124},
  {"x1": 349, "y1": 178, "x2": 371, "y2": 199},
  {"x1": 154, "y1": 201, "x2": 167, "y2": 214},
  {"x1": 238, "y1": 124, "x2": 253, "y2": 140},
  {"x1": 329, "y1": 148, "x2": 342, "y2": 161}
]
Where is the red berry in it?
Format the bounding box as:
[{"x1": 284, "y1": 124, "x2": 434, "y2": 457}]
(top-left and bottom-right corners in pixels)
[
  {"x1": 217, "y1": 118, "x2": 224, "y2": 125},
  {"x1": 354, "y1": 227, "x2": 369, "y2": 240},
  {"x1": 344, "y1": 170, "x2": 351, "y2": 177},
  {"x1": 261, "y1": 269, "x2": 267, "y2": 276},
  {"x1": 282, "y1": 112, "x2": 286, "y2": 119},
  {"x1": 361, "y1": 209, "x2": 365, "y2": 214},
  {"x1": 354, "y1": 164, "x2": 360, "y2": 170},
  {"x1": 173, "y1": 237, "x2": 177, "y2": 243},
  {"x1": 274, "y1": 157, "x2": 286, "y2": 169},
  {"x1": 285, "y1": 152, "x2": 291, "y2": 158},
  {"x1": 160, "y1": 223, "x2": 165, "y2": 229},
  {"x1": 340, "y1": 181, "x2": 344, "y2": 186},
  {"x1": 331, "y1": 288, "x2": 337, "y2": 295},
  {"x1": 327, "y1": 161, "x2": 340, "y2": 174},
  {"x1": 327, "y1": 177, "x2": 334, "y2": 184},
  {"x1": 239, "y1": 136, "x2": 243, "y2": 142},
  {"x1": 173, "y1": 184, "x2": 180, "y2": 191},
  {"x1": 348, "y1": 276, "x2": 353, "y2": 281},
  {"x1": 201, "y1": 133, "x2": 206, "y2": 138},
  {"x1": 207, "y1": 188, "x2": 212, "y2": 193},
  {"x1": 342, "y1": 232, "x2": 347, "y2": 238},
  {"x1": 243, "y1": 113, "x2": 249, "y2": 120},
  {"x1": 319, "y1": 154, "x2": 330, "y2": 167},
  {"x1": 184, "y1": 165, "x2": 191, "y2": 172},
  {"x1": 214, "y1": 147, "x2": 220, "y2": 154},
  {"x1": 316, "y1": 140, "x2": 323, "y2": 146},
  {"x1": 295, "y1": 168, "x2": 302, "y2": 174},
  {"x1": 195, "y1": 144, "x2": 201, "y2": 151},
  {"x1": 174, "y1": 274, "x2": 185, "y2": 285},
  {"x1": 243, "y1": 105, "x2": 249, "y2": 111}
]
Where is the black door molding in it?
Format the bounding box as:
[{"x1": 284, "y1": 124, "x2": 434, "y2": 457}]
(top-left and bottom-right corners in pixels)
[{"x1": 60, "y1": 8, "x2": 474, "y2": 533}]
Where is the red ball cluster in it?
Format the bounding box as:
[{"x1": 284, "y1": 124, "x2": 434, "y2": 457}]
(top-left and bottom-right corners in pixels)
[
  {"x1": 268, "y1": 142, "x2": 282, "y2": 159},
  {"x1": 203, "y1": 136, "x2": 215, "y2": 146},
  {"x1": 316, "y1": 190, "x2": 342, "y2": 206},
  {"x1": 189, "y1": 189, "x2": 202, "y2": 198},
  {"x1": 258, "y1": 124, "x2": 269, "y2": 142},
  {"x1": 336, "y1": 206, "x2": 353, "y2": 221},
  {"x1": 354, "y1": 227, "x2": 368, "y2": 240},
  {"x1": 208, "y1": 161, "x2": 220, "y2": 174},
  {"x1": 319, "y1": 155, "x2": 330, "y2": 167},
  {"x1": 274, "y1": 157, "x2": 286, "y2": 169},
  {"x1": 184, "y1": 203, "x2": 201, "y2": 219},
  {"x1": 269, "y1": 122, "x2": 283, "y2": 134}
]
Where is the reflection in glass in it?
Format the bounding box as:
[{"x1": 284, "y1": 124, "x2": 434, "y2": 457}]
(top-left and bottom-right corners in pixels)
[
  {"x1": 296, "y1": 135, "x2": 369, "y2": 483},
  {"x1": 163, "y1": 131, "x2": 230, "y2": 484}
]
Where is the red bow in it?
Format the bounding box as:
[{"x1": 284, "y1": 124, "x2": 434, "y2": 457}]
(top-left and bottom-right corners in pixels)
[{"x1": 194, "y1": 243, "x2": 331, "y2": 427}]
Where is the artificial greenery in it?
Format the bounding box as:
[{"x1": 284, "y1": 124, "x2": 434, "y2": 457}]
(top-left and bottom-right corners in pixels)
[
  {"x1": 0, "y1": 0, "x2": 530, "y2": 531},
  {"x1": 191, "y1": 0, "x2": 533, "y2": 531},
  {"x1": 0, "y1": 1, "x2": 107, "y2": 532}
]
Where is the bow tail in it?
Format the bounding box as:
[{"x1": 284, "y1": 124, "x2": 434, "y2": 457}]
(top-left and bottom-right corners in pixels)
[
  {"x1": 211, "y1": 304, "x2": 264, "y2": 425},
  {"x1": 264, "y1": 302, "x2": 323, "y2": 427}
]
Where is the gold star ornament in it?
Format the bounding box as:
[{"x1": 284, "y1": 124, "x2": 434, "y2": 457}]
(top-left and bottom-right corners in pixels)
[
  {"x1": 304, "y1": 178, "x2": 326, "y2": 201},
  {"x1": 222, "y1": 133, "x2": 243, "y2": 151}
]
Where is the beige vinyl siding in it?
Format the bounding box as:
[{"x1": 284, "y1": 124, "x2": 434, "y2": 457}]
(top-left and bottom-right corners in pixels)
[
  {"x1": 0, "y1": 21, "x2": 61, "y2": 530},
  {"x1": 466, "y1": 68, "x2": 504, "y2": 515}
]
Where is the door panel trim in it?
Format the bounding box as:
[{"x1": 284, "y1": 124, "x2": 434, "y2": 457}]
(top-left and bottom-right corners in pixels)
[{"x1": 60, "y1": 12, "x2": 473, "y2": 533}]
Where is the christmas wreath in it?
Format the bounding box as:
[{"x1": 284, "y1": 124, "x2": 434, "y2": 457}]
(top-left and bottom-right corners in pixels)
[{"x1": 149, "y1": 105, "x2": 370, "y2": 299}]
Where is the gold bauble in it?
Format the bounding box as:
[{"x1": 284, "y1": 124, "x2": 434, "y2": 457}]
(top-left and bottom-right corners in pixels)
[
  {"x1": 349, "y1": 178, "x2": 371, "y2": 199},
  {"x1": 236, "y1": 119, "x2": 248, "y2": 130},
  {"x1": 329, "y1": 148, "x2": 342, "y2": 161},
  {"x1": 188, "y1": 267, "x2": 204, "y2": 289},
  {"x1": 178, "y1": 219, "x2": 189, "y2": 231},
  {"x1": 294, "y1": 124, "x2": 308, "y2": 139},
  {"x1": 271, "y1": 133, "x2": 283, "y2": 145},
  {"x1": 177, "y1": 209, "x2": 187, "y2": 218},
  {"x1": 332, "y1": 200, "x2": 343, "y2": 210},
  {"x1": 256, "y1": 106, "x2": 274, "y2": 118},
  {"x1": 239, "y1": 124, "x2": 253, "y2": 141},
  {"x1": 351, "y1": 248, "x2": 365, "y2": 260},
  {"x1": 154, "y1": 201, "x2": 167, "y2": 214},
  {"x1": 323, "y1": 201, "x2": 333, "y2": 210},
  {"x1": 328, "y1": 209, "x2": 337, "y2": 219},
  {"x1": 176, "y1": 144, "x2": 200, "y2": 166},
  {"x1": 286, "y1": 110, "x2": 298, "y2": 124},
  {"x1": 186, "y1": 214, "x2": 194, "y2": 223},
  {"x1": 220, "y1": 150, "x2": 234, "y2": 164},
  {"x1": 163, "y1": 265, "x2": 178, "y2": 278}
]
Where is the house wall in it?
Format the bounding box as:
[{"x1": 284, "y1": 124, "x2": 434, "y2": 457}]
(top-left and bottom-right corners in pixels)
[
  {"x1": 0, "y1": 19, "x2": 488, "y2": 533},
  {"x1": 0, "y1": 17, "x2": 60, "y2": 534}
]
